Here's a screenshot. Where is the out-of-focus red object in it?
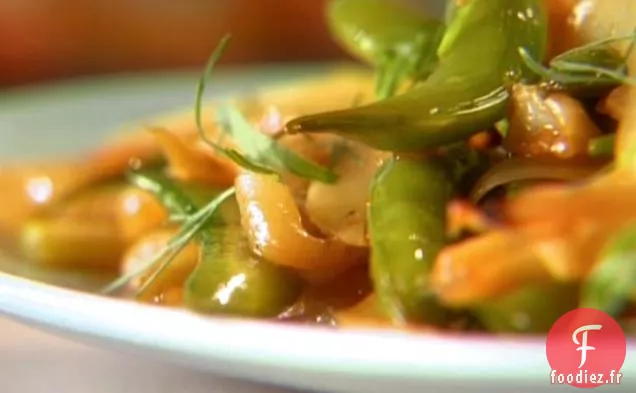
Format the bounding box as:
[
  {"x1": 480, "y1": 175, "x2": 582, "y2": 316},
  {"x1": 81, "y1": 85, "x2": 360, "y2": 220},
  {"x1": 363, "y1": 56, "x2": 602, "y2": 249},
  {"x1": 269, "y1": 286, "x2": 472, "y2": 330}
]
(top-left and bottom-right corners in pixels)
[{"x1": 0, "y1": 0, "x2": 345, "y2": 86}]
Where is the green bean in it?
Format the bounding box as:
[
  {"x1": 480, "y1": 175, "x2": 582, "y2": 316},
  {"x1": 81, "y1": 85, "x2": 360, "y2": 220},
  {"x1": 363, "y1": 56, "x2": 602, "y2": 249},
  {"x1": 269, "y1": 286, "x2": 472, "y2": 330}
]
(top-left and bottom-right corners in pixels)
[
  {"x1": 21, "y1": 182, "x2": 127, "y2": 270},
  {"x1": 184, "y1": 226, "x2": 303, "y2": 317},
  {"x1": 475, "y1": 283, "x2": 579, "y2": 333},
  {"x1": 326, "y1": 0, "x2": 444, "y2": 98},
  {"x1": 368, "y1": 155, "x2": 456, "y2": 325},
  {"x1": 285, "y1": 0, "x2": 547, "y2": 151},
  {"x1": 21, "y1": 217, "x2": 126, "y2": 270}
]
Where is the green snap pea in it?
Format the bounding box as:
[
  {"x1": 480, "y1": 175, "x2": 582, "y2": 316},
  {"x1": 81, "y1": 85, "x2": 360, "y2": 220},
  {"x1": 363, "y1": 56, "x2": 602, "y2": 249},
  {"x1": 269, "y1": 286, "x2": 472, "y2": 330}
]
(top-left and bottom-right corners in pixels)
[
  {"x1": 129, "y1": 171, "x2": 300, "y2": 316},
  {"x1": 368, "y1": 155, "x2": 457, "y2": 325},
  {"x1": 327, "y1": 0, "x2": 444, "y2": 98},
  {"x1": 185, "y1": 226, "x2": 303, "y2": 317},
  {"x1": 475, "y1": 283, "x2": 579, "y2": 333},
  {"x1": 286, "y1": 0, "x2": 547, "y2": 151}
]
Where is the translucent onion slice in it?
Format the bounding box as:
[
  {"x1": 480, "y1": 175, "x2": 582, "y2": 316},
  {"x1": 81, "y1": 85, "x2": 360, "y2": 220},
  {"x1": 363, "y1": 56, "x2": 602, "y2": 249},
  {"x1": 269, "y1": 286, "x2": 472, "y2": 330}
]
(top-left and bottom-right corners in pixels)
[
  {"x1": 470, "y1": 157, "x2": 604, "y2": 202},
  {"x1": 305, "y1": 140, "x2": 388, "y2": 247},
  {"x1": 234, "y1": 171, "x2": 367, "y2": 283}
]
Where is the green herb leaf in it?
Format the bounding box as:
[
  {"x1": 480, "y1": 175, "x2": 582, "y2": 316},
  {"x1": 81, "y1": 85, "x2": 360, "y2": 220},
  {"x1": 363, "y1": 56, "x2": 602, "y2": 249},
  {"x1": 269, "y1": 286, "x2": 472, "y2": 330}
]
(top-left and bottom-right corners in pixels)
[
  {"x1": 520, "y1": 31, "x2": 636, "y2": 88},
  {"x1": 100, "y1": 187, "x2": 235, "y2": 295},
  {"x1": 518, "y1": 47, "x2": 553, "y2": 79},
  {"x1": 127, "y1": 171, "x2": 198, "y2": 216},
  {"x1": 217, "y1": 105, "x2": 338, "y2": 183},
  {"x1": 127, "y1": 170, "x2": 228, "y2": 226},
  {"x1": 194, "y1": 35, "x2": 337, "y2": 183},
  {"x1": 193, "y1": 35, "x2": 275, "y2": 175},
  {"x1": 552, "y1": 30, "x2": 636, "y2": 67},
  {"x1": 580, "y1": 222, "x2": 636, "y2": 316}
]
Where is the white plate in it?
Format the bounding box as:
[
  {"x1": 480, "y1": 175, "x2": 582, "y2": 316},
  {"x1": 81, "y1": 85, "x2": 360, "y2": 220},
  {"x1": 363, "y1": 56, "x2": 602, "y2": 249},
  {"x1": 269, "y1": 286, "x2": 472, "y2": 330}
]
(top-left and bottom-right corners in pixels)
[{"x1": 0, "y1": 66, "x2": 633, "y2": 393}]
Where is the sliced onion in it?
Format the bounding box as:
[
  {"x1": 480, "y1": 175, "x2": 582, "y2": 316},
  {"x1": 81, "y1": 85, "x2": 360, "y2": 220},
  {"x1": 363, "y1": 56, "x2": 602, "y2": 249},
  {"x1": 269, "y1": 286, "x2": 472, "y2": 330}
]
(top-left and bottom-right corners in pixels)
[
  {"x1": 305, "y1": 140, "x2": 388, "y2": 247},
  {"x1": 470, "y1": 157, "x2": 605, "y2": 203},
  {"x1": 234, "y1": 171, "x2": 367, "y2": 284}
]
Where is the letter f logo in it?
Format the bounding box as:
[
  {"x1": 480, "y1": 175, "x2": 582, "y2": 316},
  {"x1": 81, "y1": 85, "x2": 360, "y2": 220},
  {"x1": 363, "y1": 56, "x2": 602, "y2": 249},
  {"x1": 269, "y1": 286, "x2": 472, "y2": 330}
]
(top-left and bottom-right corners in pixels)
[{"x1": 572, "y1": 324, "x2": 602, "y2": 368}]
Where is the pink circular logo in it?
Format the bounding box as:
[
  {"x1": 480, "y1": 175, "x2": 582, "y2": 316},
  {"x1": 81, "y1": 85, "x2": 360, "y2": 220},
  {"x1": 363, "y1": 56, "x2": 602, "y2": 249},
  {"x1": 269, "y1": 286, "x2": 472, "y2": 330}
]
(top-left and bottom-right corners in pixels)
[{"x1": 546, "y1": 308, "x2": 626, "y2": 388}]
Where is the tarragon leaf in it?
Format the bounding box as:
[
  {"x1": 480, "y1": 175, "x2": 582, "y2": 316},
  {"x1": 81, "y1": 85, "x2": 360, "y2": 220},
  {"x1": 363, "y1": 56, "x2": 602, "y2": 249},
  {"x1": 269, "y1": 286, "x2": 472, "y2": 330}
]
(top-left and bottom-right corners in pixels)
[
  {"x1": 217, "y1": 105, "x2": 338, "y2": 183},
  {"x1": 100, "y1": 187, "x2": 235, "y2": 295},
  {"x1": 520, "y1": 31, "x2": 636, "y2": 89},
  {"x1": 195, "y1": 35, "x2": 337, "y2": 183}
]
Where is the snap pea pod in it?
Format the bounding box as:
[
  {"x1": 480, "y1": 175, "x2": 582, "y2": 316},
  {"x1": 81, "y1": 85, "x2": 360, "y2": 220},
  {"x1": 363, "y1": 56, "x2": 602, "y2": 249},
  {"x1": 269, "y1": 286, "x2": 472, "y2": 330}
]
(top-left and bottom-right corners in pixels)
[
  {"x1": 475, "y1": 283, "x2": 579, "y2": 333},
  {"x1": 185, "y1": 226, "x2": 303, "y2": 317},
  {"x1": 368, "y1": 155, "x2": 457, "y2": 325},
  {"x1": 20, "y1": 181, "x2": 128, "y2": 269},
  {"x1": 130, "y1": 172, "x2": 302, "y2": 316},
  {"x1": 286, "y1": 0, "x2": 547, "y2": 152},
  {"x1": 327, "y1": 0, "x2": 444, "y2": 98}
]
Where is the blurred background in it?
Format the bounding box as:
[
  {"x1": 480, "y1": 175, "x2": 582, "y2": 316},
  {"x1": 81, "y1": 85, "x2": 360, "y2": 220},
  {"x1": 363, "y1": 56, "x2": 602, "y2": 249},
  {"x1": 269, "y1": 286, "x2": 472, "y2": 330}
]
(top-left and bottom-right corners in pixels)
[
  {"x1": 0, "y1": 0, "x2": 347, "y2": 87},
  {"x1": 0, "y1": 0, "x2": 448, "y2": 87}
]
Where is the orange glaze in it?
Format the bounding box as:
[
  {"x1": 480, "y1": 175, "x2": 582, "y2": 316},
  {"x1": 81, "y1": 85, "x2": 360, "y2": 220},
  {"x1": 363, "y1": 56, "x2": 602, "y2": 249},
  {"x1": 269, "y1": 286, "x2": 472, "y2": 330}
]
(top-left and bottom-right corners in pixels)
[
  {"x1": 278, "y1": 264, "x2": 372, "y2": 323},
  {"x1": 335, "y1": 295, "x2": 440, "y2": 334}
]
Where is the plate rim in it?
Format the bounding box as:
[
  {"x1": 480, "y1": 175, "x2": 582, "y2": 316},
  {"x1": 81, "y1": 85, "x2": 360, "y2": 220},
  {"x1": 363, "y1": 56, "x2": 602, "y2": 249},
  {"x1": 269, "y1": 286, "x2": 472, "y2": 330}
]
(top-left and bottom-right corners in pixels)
[{"x1": 0, "y1": 270, "x2": 553, "y2": 382}]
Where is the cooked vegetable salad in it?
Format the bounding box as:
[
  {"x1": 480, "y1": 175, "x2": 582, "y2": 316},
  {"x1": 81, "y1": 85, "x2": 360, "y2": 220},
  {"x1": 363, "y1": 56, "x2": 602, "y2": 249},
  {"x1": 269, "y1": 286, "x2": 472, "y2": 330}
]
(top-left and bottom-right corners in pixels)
[{"x1": 2, "y1": 0, "x2": 636, "y2": 334}]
